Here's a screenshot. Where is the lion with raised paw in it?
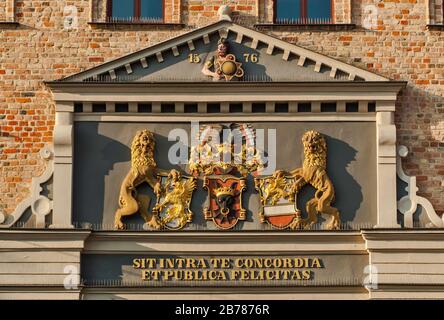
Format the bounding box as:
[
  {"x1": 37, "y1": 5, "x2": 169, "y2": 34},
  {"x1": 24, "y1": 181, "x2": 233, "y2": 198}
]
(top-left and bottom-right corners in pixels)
[
  {"x1": 288, "y1": 130, "x2": 341, "y2": 230},
  {"x1": 114, "y1": 129, "x2": 162, "y2": 230}
]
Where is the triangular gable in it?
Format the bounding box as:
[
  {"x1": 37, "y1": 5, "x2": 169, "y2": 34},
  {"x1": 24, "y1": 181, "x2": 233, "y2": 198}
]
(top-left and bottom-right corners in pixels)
[{"x1": 59, "y1": 20, "x2": 389, "y2": 83}]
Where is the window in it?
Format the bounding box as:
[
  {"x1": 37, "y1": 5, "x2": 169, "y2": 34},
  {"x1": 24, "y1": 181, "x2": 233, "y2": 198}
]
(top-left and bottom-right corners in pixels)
[
  {"x1": 274, "y1": 0, "x2": 333, "y2": 24},
  {"x1": 107, "y1": 0, "x2": 164, "y2": 22},
  {"x1": 0, "y1": 0, "x2": 16, "y2": 23}
]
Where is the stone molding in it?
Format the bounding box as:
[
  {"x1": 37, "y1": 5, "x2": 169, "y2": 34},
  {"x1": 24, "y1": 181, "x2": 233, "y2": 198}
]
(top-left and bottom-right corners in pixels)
[
  {"x1": 84, "y1": 231, "x2": 366, "y2": 254},
  {"x1": 48, "y1": 82, "x2": 406, "y2": 103},
  {"x1": 375, "y1": 109, "x2": 400, "y2": 228},
  {"x1": 1, "y1": 229, "x2": 444, "y2": 299},
  {"x1": 51, "y1": 103, "x2": 74, "y2": 229},
  {"x1": 362, "y1": 229, "x2": 444, "y2": 298}
]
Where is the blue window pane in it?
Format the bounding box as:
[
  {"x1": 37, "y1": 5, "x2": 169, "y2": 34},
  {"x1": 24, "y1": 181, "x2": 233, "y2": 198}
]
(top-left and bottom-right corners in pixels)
[
  {"x1": 112, "y1": 0, "x2": 134, "y2": 19},
  {"x1": 307, "y1": 0, "x2": 332, "y2": 20},
  {"x1": 141, "y1": 0, "x2": 163, "y2": 20},
  {"x1": 276, "y1": 0, "x2": 301, "y2": 23}
]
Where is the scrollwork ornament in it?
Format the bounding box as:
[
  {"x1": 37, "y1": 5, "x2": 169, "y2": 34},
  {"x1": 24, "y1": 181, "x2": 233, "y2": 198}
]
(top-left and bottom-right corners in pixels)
[{"x1": 0, "y1": 144, "x2": 54, "y2": 228}]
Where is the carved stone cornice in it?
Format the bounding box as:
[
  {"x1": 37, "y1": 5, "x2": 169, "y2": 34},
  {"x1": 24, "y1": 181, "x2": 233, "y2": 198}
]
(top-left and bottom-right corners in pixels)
[{"x1": 83, "y1": 231, "x2": 366, "y2": 254}]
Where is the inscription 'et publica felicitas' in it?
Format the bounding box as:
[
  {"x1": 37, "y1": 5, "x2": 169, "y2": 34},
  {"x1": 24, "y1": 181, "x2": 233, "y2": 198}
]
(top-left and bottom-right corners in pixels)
[{"x1": 141, "y1": 269, "x2": 314, "y2": 281}]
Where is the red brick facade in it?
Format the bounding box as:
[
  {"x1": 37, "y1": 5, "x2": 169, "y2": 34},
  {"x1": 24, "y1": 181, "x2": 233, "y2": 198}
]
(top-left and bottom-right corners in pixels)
[{"x1": 0, "y1": 0, "x2": 443, "y2": 216}]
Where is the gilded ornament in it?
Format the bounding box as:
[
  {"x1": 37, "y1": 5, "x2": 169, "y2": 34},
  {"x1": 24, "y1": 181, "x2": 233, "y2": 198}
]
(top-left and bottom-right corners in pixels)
[
  {"x1": 288, "y1": 130, "x2": 340, "y2": 230},
  {"x1": 255, "y1": 130, "x2": 340, "y2": 230},
  {"x1": 255, "y1": 171, "x2": 301, "y2": 229},
  {"x1": 201, "y1": 38, "x2": 244, "y2": 81},
  {"x1": 153, "y1": 169, "x2": 197, "y2": 230},
  {"x1": 203, "y1": 175, "x2": 247, "y2": 229},
  {"x1": 188, "y1": 123, "x2": 264, "y2": 177},
  {"x1": 114, "y1": 130, "x2": 162, "y2": 230}
]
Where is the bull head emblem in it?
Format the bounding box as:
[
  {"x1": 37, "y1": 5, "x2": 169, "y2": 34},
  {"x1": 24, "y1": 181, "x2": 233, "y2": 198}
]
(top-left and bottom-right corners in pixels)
[
  {"x1": 214, "y1": 183, "x2": 237, "y2": 217},
  {"x1": 203, "y1": 177, "x2": 246, "y2": 230}
]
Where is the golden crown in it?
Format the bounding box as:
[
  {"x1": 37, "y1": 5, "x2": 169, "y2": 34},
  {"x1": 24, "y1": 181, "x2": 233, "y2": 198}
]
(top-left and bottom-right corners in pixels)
[{"x1": 214, "y1": 185, "x2": 236, "y2": 197}]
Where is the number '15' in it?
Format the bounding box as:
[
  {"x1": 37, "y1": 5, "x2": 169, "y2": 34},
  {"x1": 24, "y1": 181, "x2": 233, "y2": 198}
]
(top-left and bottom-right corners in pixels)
[{"x1": 188, "y1": 54, "x2": 201, "y2": 63}]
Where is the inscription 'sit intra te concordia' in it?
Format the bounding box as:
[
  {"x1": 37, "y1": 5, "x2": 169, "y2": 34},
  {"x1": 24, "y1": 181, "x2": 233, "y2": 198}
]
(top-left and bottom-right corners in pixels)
[{"x1": 133, "y1": 257, "x2": 324, "y2": 281}]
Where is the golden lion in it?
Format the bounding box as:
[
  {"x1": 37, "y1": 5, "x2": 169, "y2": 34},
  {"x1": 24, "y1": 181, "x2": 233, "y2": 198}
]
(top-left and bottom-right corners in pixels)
[
  {"x1": 288, "y1": 130, "x2": 340, "y2": 230},
  {"x1": 264, "y1": 170, "x2": 290, "y2": 205},
  {"x1": 154, "y1": 170, "x2": 197, "y2": 229},
  {"x1": 114, "y1": 130, "x2": 162, "y2": 230}
]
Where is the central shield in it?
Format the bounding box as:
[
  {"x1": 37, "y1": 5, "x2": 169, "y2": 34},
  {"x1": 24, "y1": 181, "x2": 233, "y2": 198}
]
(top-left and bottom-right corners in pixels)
[{"x1": 203, "y1": 176, "x2": 246, "y2": 230}]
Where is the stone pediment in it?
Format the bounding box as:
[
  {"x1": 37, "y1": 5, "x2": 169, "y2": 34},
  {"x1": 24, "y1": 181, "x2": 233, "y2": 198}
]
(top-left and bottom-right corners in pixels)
[{"x1": 59, "y1": 20, "x2": 389, "y2": 83}]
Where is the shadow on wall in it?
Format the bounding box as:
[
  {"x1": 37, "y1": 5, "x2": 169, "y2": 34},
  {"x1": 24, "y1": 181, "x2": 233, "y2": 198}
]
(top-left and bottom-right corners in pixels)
[
  {"x1": 73, "y1": 123, "x2": 191, "y2": 229},
  {"x1": 73, "y1": 122, "x2": 130, "y2": 228},
  {"x1": 324, "y1": 136, "x2": 362, "y2": 225},
  {"x1": 296, "y1": 135, "x2": 363, "y2": 226},
  {"x1": 395, "y1": 84, "x2": 444, "y2": 215}
]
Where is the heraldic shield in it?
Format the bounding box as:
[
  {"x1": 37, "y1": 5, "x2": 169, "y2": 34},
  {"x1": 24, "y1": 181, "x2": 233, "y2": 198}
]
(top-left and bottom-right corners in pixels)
[
  {"x1": 203, "y1": 176, "x2": 246, "y2": 230},
  {"x1": 255, "y1": 171, "x2": 301, "y2": 230},
  {"x1": 152, "y1": 169, "x2": 197, "y2": 230}
]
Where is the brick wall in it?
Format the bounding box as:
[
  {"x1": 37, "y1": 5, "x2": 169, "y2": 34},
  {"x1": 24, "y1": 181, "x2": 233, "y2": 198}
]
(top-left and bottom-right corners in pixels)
[
  {"x1": 0, "y1": 0, "x2": 443, "y2": 217},
  {"x1": 183, "y1": 0, "x2": 257, "y2": 25}
]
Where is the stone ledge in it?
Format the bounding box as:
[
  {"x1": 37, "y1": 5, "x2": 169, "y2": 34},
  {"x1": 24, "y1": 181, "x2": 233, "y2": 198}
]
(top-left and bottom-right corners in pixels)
[
  {"x1": 0, "y1": 287, "x2": 82, "y2": 300},
  {"x1": 88, "y1": 21, "x2": 186, "y2": 29},
  {"x1": 83, "y1": 230, "x2": 366, "y2": 254},
  {"x1": 362, "y1": 229, "x2": 444, "y2": 250},
  {"x1": 81, "y1": 286, "x2": 368, "y2": 300},
  {"x1": 369, "y1": 284, "x2": 444, "y2": 299},
  {"x1": 361, "y1": 228, "x2": 444, "y2": 240},
  {"x1": 0, "y1": 21, "x2": 19, "y2": 27},
  {"x1": 254, "y1": 23, "x2": 356, "y2": 32},
  {"x1": 427, "y1": 24, "x2": 444, "y2": 31},
  {"x1": 0, "y1": 228, "x2": 91, "y2": 242}
]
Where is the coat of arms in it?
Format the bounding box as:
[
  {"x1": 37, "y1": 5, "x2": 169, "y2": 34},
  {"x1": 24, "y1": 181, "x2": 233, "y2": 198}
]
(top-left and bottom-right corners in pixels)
[
  {"x1": 153, "y1": 169, "x2": 197, "y2": 230},
  {"x1": 190, "y1": 123, "x2": 263, "y2": 229},
  {"x1": 255, "y1": 130, "x2": 341, "y2": 230},
  {"x1": 203, "y1": 176, "x2": 246, "y2": 230},
  {"x1": 255, "y1": 171, "x2": 301, "y2": 229}
]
